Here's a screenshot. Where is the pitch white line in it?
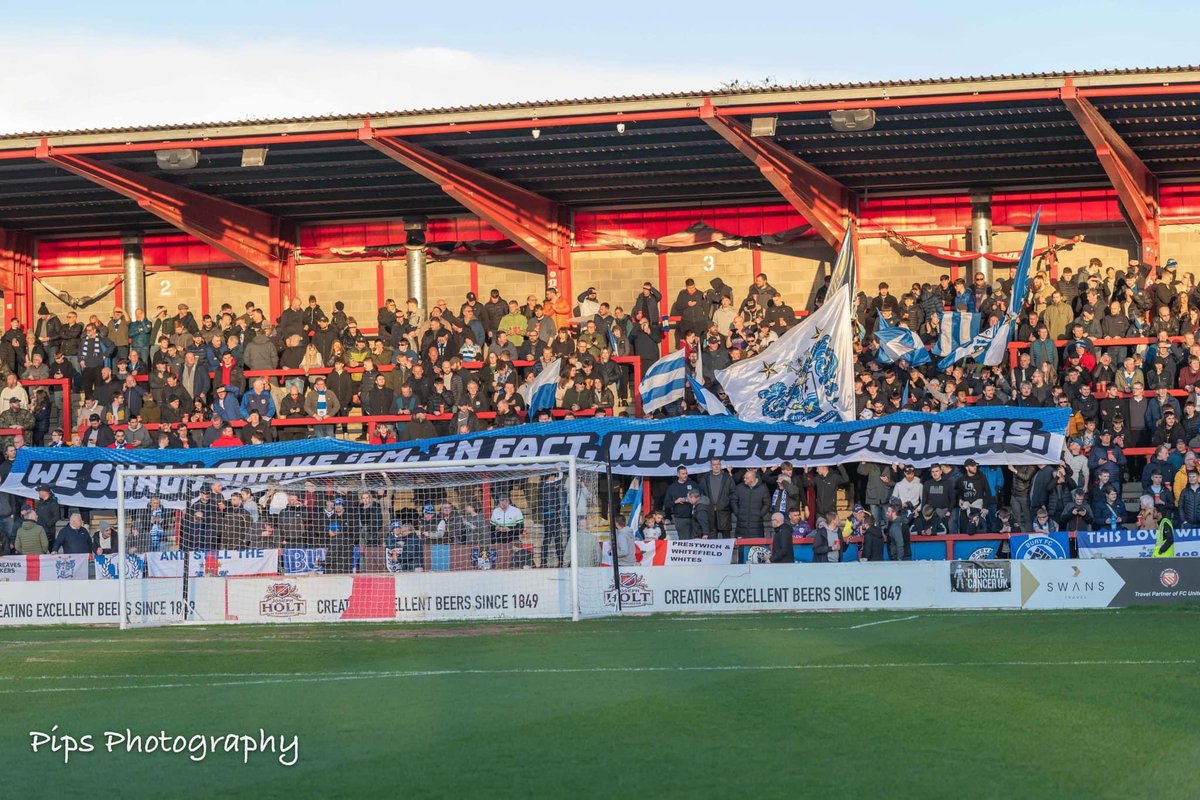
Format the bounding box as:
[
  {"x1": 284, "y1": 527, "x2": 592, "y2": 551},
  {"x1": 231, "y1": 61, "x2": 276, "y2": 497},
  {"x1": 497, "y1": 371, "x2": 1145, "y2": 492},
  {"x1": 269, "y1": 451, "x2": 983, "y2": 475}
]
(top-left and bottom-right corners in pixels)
[
  {"x1": 2, "y1": 659, "x2": 1195, "y2": 695},
  {"x1": 847, "y1": 614, "x2": 921, "y2": 630}
]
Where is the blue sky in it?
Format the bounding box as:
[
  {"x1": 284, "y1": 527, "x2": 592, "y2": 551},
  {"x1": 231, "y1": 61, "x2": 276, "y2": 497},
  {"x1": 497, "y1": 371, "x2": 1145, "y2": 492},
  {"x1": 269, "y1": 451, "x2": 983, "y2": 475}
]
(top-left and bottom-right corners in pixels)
[{"x1": 0, "y1": 1, "x2": 1192, "y2": 133}]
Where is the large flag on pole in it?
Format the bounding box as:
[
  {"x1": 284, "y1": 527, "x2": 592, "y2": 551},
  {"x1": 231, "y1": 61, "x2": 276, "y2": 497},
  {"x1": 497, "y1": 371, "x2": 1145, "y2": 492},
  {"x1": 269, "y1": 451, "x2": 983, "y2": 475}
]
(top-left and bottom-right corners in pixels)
[
  {"x1": 526, "y1": 357, "x2": 563, "y2": 417},
  {"x1": 874, "y1": 313, "x2": 932, "y2": 366},
  {"x1": 828, "y1": 223, "x2": 856, "y2": 296},
  {"x1": 716, "y1": 223, "x2": 855, "y2": 425},
  {"x1": 936, "y1": 211, "x2": 1040, "y2": 370},
  {"x1": 686, "y1": 374, "x2": 730, "y2": 415},
  {"x1": 638, "y1": 348, "x2": 688, "y2": 414},
  {"x1": 933, "y1": 311, "x2": 980, "y2": 357}
]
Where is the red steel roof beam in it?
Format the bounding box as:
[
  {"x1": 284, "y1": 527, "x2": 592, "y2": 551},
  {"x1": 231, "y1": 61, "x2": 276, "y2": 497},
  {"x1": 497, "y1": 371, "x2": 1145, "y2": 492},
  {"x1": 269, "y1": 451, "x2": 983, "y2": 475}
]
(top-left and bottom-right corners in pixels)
[
  {"x1": 34, "y1": 143, "x2": 291, "y2": 282},
  {"x1": 700, "y1": 100, "x2": 851, "y2": 248},
  {"x1": 358, "y1": 123, "x2": 572, "y2": 276},
  {"x1": 1061, "y1": 78, "x2": 1160, "y2": 266}
]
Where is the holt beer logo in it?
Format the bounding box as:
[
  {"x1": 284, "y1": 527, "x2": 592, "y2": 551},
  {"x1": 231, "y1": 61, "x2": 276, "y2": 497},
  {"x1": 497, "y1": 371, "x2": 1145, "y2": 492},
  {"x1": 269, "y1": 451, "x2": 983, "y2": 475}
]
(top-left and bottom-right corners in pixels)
[
  {"x1": 259, "y1": 582, "x2": 308, "y2": 618},
  {"x1": 604, "y1": 572, "x2": 653, "y2": 608},
  {"x1": 1159, "y1": 568, "x2": 1181, "y2": 589}
]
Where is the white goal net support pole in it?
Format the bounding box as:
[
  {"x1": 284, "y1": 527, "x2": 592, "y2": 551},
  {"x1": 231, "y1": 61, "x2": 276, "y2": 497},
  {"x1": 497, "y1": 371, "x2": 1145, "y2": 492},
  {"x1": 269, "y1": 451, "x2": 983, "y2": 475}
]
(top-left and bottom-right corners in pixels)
[{"x1": 115, "y1": 456, "x2": 614, "y2": 628}]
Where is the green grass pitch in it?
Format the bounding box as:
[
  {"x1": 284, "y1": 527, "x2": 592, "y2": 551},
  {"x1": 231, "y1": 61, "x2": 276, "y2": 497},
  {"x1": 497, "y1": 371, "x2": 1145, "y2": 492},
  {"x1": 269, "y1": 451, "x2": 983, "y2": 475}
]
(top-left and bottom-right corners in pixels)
[{"x1": 3, "y1": 609, "x2": 1199, "y2": 799}]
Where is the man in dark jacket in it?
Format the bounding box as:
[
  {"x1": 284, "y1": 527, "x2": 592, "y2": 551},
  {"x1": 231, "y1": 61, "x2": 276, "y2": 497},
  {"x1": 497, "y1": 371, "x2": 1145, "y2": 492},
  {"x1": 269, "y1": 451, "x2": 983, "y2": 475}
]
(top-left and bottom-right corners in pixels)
[
  {"x1": 631, "y1": 282, "x2": 662, "y2": 325},
  {"x1": 769, "y1": 512, "x2": 794, "y2": 563},
  {"x1": 662, "y1": 466, "x2": 698, "y2": 540},
  {"x1": 1179, "y1": 470, "x2": 1200, "y2": 526},
  {"x1": 884, "y1": 502, "x2": 907, "y2": 562},
  {"x1": 52, "y1": 513, "x2": 91, "y2": 554},
  {"x1": 731, "y1": 469, "x2": 771, "y2": 536},
  {"x1": 804, "y1": 465, "x2": 849, "y2": 518},
  {"x1": 689, "y1": 490, "x2": 715, "y2": 539},
  {"x1": 670, "y1": 279, "x2": 709, "y2": 344},
  {"x1": 698, "y1": 459, "x2": 735, "y2": 537}
]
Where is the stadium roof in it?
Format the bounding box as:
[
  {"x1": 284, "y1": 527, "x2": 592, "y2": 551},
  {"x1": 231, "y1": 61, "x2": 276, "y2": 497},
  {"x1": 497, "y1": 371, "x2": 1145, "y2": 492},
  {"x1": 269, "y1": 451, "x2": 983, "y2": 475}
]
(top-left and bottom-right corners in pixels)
[{"x1": 2, "y1": 65, "x2": 1199, "y2": 235}]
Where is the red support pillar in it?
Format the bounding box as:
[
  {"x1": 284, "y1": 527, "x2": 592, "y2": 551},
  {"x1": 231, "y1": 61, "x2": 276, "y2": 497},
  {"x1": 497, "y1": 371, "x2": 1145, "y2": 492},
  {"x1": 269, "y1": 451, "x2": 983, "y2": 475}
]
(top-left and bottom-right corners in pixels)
[
  {"x1": 35, "y1": 145, "x2": 295, "y2": 316},
  {"x1": 0, "y1": 227, "x2": 34, "y2": 328},
  {"x1": 1061, "y1": 78, "x2": 1160, "y2": 266},
  {"x1": 358, "y1": 124, "x2": 573, "y2": 299},
  {"x1": 701, "y1": 100, "x2": 853, "y2": 249}
]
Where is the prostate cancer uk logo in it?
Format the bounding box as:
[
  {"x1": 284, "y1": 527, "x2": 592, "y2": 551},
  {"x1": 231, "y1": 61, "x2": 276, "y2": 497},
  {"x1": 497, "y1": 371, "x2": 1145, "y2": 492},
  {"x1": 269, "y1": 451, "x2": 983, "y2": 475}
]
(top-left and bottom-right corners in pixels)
[
  {"x1": 1160, "y1": 568, "x2": 1180, "y2": 588},
  {"x1": 259, "y1": 582, "x2": 307, "y2": 618},
  {"x1": 604, "y1": 572, "x2": 654, "y2": 608}
]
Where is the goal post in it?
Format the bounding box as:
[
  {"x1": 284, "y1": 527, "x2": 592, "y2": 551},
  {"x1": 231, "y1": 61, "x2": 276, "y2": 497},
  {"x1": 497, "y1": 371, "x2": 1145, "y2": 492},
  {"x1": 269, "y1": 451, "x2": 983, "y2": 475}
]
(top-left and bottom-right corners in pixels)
[{"x1": 115, "y1": 456, "x2": 615, "y2": 628}]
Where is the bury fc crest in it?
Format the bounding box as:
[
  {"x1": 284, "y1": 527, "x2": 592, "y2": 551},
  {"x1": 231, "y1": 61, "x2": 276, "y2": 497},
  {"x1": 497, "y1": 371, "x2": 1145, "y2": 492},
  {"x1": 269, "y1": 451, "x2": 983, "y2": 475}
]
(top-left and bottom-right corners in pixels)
[{"x1": 757, "y1": 331, "x2": 842, "y2": 424}]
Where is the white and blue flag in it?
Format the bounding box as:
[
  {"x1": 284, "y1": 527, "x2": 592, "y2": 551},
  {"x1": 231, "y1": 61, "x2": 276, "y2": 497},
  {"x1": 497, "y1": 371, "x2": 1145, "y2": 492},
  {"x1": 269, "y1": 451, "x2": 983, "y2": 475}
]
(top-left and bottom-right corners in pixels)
[
  {"x1": 687, "y1": 374, "x2": 730, "y2": 416},
  {"x1": 937, "y1": 210, "x2": 1040, "y2": 370},
  {"x1": 526, "y1": 357, "x2": 563, "y2": 418},
  {"x1": 716, "y1": 223, "x2": 856, "y2": 425},
  {"x1": 933, "y1": 311, "x2": 980, "y2": 357},
  {"x1": 621, "y1": 478, "x2": 644, "y2": 530},
  {"x1": 715, "y1": 282, "x2": 854, "y2": 425},
  {"x1": 639, "y1": 348, "x2": 688, "y2": 414},
  {"x1": 875, "y1": 313, "x2": 931, "y2": 366}
]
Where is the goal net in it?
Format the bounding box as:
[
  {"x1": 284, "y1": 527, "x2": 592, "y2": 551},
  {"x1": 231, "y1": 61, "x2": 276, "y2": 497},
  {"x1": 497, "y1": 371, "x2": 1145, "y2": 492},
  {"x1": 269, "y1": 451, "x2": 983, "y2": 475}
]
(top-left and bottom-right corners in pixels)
[{"x1": 115, "y1": 457, "x2": 615, "y2": 628}]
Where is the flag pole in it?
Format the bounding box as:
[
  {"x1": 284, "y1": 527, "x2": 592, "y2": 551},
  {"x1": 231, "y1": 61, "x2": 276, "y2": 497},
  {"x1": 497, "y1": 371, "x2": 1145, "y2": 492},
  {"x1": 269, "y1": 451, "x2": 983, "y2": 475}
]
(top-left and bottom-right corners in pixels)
[{"x1": 605, "y1": 458, "x2": 623, "y2": 612}]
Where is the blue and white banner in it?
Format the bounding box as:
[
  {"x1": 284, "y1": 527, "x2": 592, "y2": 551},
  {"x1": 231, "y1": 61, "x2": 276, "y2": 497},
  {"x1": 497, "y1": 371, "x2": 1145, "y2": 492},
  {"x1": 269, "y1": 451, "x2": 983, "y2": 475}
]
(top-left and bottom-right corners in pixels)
[
  {"x1": 95, "y1": 553, "x2": 146, "y2": 580},
  {"x1": 282, "y1": 548, "x2": 327, "y2": 575},
  {"x1": 639, "y1": 349, "x2": 688, "y2": 414},
  {"x1": 1010, "y1": 532, "x2": 1071, "y2": 559},
  {"x1": 934, "y1": 312, "x2": 980, "y2": 357},
  {"x1": 875, "y1": 315, "x2": 931, "y2": 366},
  {"x1": 1, "y1": 407, "x2": 1069, "y2": 508},
  {"x1": 1077, "y1": 527, "x2": 1200, "y2": 559}
]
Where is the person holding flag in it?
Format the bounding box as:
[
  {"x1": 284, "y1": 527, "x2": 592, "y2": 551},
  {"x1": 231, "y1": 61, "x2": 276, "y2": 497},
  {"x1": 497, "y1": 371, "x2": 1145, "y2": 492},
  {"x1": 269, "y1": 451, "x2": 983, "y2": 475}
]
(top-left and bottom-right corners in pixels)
[{"x1": 937, "y1": 210, "x2": 1041, "y2": 371}]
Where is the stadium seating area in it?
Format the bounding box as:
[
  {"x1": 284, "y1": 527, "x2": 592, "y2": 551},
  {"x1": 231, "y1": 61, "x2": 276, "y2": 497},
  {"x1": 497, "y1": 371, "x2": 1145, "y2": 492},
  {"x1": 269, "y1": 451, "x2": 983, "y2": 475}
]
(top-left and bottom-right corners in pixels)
[{"x1": 1, "y1": 253, "x2": 1199, "y2": 558}]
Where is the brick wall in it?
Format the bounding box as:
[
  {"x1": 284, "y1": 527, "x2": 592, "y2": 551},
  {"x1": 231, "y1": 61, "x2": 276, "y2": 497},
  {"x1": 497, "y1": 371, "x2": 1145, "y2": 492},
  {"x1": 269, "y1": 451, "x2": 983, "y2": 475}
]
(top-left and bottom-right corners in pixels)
[
  {"x1": 572, "y1": 251, "x2": 658, "y2": 313},
  {"x1": 1160, "y1": 225, "x2": 1200, "y2": 275},
  {"x1": 665, "y1": 247, "x2": 752, "y2": 316},
  {"x1": 296, "y1": 261, "x2": 377, "y2": 328},
  {"x1": 207, "y1": 267, "x2": 269, "y2": 316},
  {"x1": 858, "y1": 234, "x2": 965, "y2": 293}
]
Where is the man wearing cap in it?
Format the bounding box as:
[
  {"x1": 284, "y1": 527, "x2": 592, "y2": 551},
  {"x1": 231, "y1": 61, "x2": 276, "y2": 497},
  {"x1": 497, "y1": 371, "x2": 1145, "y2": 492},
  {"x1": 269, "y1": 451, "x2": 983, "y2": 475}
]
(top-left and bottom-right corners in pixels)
[
  {"x1": 34, "y1": 303, "x2": 62, "y2": 361},
  {"x1": 479, "y1": 290, "x2": 507, "y2": 341},
  {"x1": 400, "y1": 407, "x2": 438, "y2": 442},
  {"x1": 173, "y1": 303, "x2": 198, "y2": 336}
]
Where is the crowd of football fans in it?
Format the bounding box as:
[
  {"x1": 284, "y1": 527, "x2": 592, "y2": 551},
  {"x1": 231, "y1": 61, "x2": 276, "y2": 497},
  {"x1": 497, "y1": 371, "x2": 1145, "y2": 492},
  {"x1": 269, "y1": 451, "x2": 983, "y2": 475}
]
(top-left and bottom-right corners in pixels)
[{"x1": 2, "y1": 252, "x2": 1200, "y2": 560}]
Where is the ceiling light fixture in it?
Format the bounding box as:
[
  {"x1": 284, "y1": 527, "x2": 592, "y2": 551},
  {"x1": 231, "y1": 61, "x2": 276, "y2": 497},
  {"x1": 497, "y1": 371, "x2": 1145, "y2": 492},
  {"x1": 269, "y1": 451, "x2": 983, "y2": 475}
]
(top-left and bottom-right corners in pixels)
[
  {"x1": 749, "y1": 116, "x2": 777, "y2": 138},
  {"x1": 240, "y1": 147, "x2": 268, "y2": 167},
  {"x1": 154, "y1": 149, "x2": 200, "y2": 170}
]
